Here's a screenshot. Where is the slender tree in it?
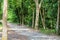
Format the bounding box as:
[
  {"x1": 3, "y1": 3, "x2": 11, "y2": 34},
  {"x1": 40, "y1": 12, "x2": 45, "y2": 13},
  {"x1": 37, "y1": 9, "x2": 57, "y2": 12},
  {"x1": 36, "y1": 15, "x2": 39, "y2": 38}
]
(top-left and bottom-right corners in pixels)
[
  {"x1": 32, "y1": 9, "x2": 34, "y2": 28},
  {"x1": 20, "y1": 4, "x2": 23, "y2": 25},
  {"x1": 56, "y1": 0, "x2": 60, "y2": 34},
  {"x1": 40, "y1": 9, "x2": 45, "y2": 29},
  {"x1": 2, "y1": 0, "x2": 8, "y2": 40},
  {"x1": 42, "y1": 9, "x2": 45, "y2": 29}
]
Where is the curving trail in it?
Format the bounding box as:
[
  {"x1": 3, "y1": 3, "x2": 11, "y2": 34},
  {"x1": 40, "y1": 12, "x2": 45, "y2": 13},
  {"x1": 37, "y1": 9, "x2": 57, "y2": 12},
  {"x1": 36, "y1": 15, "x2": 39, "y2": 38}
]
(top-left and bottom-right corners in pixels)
[
  {"x1": 7, "y1": 23, "x2": 60, "y2": 40},
  {"x1": 0, "y1": 23, "x2": 60, "y2": 40}
]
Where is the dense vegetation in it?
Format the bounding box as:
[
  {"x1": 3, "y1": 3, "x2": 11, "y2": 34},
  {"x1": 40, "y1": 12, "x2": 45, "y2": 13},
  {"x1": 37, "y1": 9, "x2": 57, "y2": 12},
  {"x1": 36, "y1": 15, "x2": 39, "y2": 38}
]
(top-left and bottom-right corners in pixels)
[{"x1": 0, "y1": 0, "x2": 60, "y2": 35}]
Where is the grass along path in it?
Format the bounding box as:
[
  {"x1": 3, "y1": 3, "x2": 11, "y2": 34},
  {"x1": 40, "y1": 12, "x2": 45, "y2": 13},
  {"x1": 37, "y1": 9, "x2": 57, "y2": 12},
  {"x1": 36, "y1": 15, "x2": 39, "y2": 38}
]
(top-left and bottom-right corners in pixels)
[{"x1": 39, "y1": 28, "x2": 56, "y2": 35}]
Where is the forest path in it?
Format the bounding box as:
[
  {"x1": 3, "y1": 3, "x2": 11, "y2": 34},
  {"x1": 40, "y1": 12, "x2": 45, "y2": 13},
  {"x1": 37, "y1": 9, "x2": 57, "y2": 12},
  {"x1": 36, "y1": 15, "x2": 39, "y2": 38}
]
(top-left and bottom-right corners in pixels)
[
  {"x1": 0, "y1": 23, "x2": 60, "y2": 40},
  {"x1": 7, "y1": 23, "x2": 60, "y2": 40}
]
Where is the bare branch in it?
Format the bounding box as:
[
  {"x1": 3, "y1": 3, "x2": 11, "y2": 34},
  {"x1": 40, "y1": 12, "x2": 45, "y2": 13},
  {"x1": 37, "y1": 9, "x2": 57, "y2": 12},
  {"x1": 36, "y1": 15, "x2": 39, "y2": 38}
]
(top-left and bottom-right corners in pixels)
[{"x1": 39, "y1": 0, "x2": 43, "y2": 9}]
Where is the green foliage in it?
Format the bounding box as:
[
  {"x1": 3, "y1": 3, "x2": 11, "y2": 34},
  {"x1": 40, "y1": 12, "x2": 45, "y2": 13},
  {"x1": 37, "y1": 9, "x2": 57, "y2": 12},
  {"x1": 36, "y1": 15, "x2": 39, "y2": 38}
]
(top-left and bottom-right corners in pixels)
[
  {"x1": 41, "y1": 0, "x2": 58, "y2": 29},
  {"x1": 8, "y1": 9, "x2": 17, "y2": 22}
]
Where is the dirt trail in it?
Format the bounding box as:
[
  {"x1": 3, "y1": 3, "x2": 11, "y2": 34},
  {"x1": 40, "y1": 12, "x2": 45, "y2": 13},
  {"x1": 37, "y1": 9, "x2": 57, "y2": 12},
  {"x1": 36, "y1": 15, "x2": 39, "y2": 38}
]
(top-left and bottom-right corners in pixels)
[
  {"x1": 0, "y1": 23, "x2": 60, "y2": 40},
  {"x1": 7, "y1": 23, "x2": 60, "y2": 40}
]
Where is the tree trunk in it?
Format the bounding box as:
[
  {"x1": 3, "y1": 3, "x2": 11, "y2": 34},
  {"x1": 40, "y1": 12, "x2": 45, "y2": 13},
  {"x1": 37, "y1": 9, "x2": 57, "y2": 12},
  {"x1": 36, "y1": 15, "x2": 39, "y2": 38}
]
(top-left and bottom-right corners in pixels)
[
  {"x1": 56, "y1": 0, "x2": 60, "y2": 35},
  {"x1": 2, "y1": 0, "x2": 8, "y2": 40},
  {"x1": 34, "y1": 0, "x2": 43, "y2": 30},
  {"x1": 42, "y1": 9, "x2": 45, "y2": 29},
  {"x1": 40, "y1": 9, "x2": 46, "y2": 29},
  {"x1": 32, "y1": 9, "x2": 34, "y2": 28},
  {"x1": 21, "y1": 0, "x2": 24, "y2": 26},
  {"x1": 22, "y1": 13, "x2": 24, "y2": 25},
  {"x1": 20, "y1": 14, "x2": 21, "y2": 25},
  {"x1": 35, "y1": 0, "x2": 40, "y2": 30}
]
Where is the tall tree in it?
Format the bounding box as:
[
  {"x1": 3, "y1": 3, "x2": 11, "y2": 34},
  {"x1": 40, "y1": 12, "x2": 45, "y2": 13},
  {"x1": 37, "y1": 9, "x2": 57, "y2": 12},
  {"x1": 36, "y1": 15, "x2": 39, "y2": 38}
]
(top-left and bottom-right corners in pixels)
[
  {"x1": 40, "y1": 9, "x2": 45, "y2": 29},
  {"x1": 2, "y1": 0, "x2": 8, "y2": 40},
  {"x1": 42, "y1": 9, "x2": 45, "y2": 29},
  {"x1": 56, "y1": 0, "x2": 60, "y2": 34},
  {"x1": 34, "y1": 0, "x2": 43, "y2": 30},
  {"x1": 29, "y1": 1, "x2": 35, "y2": 28},
  {"x1": 21, "y1": 0, "x2": 24, "y2": 25},
  {"x1": 32, "y1": 9, "x2": 35, "y2": 28}
]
